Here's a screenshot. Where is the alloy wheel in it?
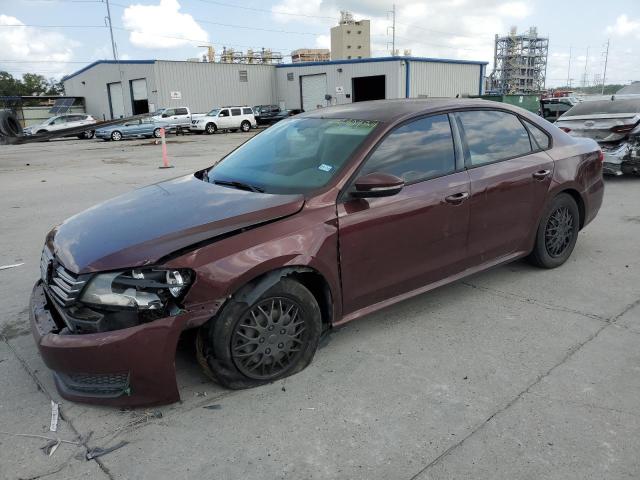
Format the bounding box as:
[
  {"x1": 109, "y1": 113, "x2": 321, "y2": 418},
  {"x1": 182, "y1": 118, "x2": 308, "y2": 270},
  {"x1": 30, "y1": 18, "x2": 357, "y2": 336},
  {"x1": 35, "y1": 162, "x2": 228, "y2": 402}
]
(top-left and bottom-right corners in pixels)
[
  {"x1": 111, "y1": 131, "x2": 122, "y2": 141},
  {"x1": 241, "y1": 121, "x2": 250, "y2": 132},
  {"x1": 206, "y1": 123, "x2": 215, "y2": 134},
  {"x1": 231, "y1": 297, "x2": 307, "y2": 380},
  {"x1": 544, "y1": 206, "x2": 574, "y2": 257}
]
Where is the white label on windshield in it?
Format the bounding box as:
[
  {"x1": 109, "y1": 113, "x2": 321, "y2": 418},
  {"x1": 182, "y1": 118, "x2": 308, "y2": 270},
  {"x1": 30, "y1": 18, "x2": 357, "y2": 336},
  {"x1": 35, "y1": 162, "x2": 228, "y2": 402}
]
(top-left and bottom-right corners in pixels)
[{"x1": 318, "y1": 164, "x2": 333, "y2": 172}]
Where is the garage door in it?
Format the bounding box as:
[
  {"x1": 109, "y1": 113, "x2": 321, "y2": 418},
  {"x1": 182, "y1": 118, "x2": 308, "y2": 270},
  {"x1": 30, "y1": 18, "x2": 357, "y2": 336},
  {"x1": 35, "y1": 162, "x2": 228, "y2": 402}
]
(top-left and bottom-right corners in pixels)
[
  {"x1": 108, "y1": 82, "x2": 125, "y2": 119},
  {"x1": 130, "y1": 78, "x2": 149, "y2": 115},
  {"x1": 301, "y1": 74, "x2": 327, "y2": 111}
]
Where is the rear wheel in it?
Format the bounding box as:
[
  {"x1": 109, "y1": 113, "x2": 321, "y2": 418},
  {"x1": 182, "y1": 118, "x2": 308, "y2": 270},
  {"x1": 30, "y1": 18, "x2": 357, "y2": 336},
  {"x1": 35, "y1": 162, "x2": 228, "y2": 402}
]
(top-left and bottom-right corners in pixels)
[
  {"x1": 197, "y1": 278, "x2": 322, "y2": 389},
  {"x1": 528, "y1": 193, "x2": 579, "y2": 268},
  {"x1": 111, "y1": 130, "x2": 122, "y2": 141},
  {"x1": 205, "y1": 123, "x2": 216, "y2": 134},
  {"x1": 153, "y1": 127, "x2": 162, "y2": 138},
  {"x1": 241, "y1": 120, "x2": 251, "y2": 132}
]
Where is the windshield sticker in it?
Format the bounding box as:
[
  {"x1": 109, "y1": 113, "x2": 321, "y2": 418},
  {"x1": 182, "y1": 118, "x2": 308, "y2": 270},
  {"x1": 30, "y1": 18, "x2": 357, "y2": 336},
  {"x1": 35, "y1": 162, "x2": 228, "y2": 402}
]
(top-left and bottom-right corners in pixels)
[
  {"x1": 330, "y1": 119, "x2": 378, "y2": 129},
  {"x1": 318, "y1": 164, "x2": 333, "y2": 172}
]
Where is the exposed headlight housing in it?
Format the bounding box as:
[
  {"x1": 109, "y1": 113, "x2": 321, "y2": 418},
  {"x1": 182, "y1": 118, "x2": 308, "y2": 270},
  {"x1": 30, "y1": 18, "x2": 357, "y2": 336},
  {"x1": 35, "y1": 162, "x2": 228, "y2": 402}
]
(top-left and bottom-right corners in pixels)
[{"x1": 80, "y1": 268, "x2": 193, "y2": 310}]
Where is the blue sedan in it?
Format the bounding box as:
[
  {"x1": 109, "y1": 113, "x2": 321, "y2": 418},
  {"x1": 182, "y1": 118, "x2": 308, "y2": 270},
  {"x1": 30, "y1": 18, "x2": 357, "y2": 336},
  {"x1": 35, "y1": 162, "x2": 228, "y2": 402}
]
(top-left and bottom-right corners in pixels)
[{"x1": 95, "y1": 118, "x2": 174, "y2": 141}]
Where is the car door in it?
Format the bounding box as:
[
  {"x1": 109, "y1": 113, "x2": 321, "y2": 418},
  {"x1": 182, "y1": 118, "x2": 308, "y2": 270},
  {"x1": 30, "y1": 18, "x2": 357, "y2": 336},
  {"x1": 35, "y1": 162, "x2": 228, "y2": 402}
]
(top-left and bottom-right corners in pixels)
[
  {"x1": 217, "y1": 109, "x2": 232, "y2": 129},
  {"x1": 174, "y1": 108, "x2": 189, "y2": 126},
  {"x1": 337, "y1": 114, "x2": 471, "y2": 315},
  {"x1": 454, "y1": 109, "x2": 554, "y2": 266},
  {"x1": 230, "y1": 108, "x2": 242, "y2": 128}
]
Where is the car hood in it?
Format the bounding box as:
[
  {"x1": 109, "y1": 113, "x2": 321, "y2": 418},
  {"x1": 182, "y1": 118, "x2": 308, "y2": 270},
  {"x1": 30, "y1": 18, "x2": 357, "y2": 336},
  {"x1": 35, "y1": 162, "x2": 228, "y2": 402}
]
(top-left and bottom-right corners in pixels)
[{"x1": 48, "y1": 175, "x2": 305, "y2": 274}]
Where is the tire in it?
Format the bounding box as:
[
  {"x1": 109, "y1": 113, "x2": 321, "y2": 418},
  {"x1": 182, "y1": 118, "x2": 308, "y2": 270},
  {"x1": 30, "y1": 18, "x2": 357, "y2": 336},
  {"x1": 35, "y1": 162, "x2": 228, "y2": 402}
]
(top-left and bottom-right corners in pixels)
[
  {"x1": 528, "y1": 193, "x2": 580, "y2": 269},
  {"x1": 197, "y1": 278, "x2": 322, "y2": 389},
  {"x1": 78, "y1": 130, "x2": 95, "y2": 140},
  {"x1": 153, "y1": 128, "x2": 162, "y2": 138},
  {"x1": 205, "y1": 123, "x2": 217, "y2": 134},
  {"x1": 111, "y1": 130, "x2": 122, "y2": 141},
  {"x1": 241, "y1": 120, "x2": 251, "y2": 132},
  {"x1": 0, "y1": 110, "x2": 22, "y2": 137}
]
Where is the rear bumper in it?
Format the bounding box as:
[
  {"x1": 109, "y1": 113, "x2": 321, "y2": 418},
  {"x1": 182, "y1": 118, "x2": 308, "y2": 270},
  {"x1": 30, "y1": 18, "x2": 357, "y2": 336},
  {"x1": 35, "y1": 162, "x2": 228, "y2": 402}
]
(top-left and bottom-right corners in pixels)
[{"x1": 30, "y1": 281, "x2": 218, "y2": 407}]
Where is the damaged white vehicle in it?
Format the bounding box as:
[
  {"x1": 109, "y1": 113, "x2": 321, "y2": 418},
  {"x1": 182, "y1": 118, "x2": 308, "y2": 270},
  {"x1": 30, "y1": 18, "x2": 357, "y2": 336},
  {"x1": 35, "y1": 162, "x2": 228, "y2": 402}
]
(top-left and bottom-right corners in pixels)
[{"x1": 555, "y1": 96, "x2": 640, "y2": 176}]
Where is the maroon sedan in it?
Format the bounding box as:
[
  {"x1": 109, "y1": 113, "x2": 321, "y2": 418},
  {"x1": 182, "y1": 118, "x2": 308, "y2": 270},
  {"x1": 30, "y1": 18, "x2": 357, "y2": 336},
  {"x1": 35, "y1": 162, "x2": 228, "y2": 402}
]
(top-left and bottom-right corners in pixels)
[{"x1": 30, "y1": 99, "x2": 604, "y2": 406}]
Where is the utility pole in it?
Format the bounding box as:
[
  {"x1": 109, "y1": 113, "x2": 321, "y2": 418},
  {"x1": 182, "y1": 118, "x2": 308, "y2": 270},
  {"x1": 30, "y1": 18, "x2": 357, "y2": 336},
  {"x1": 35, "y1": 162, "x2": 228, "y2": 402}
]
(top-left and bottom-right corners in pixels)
[
  {"x1": 387, "y1": 4, "x2": 396, "y2": 56},
  {"x1": 601, "y1": 39, "x2": 610, "y2": 95},
  {"x1": 582, "y1": 46, "x2": 589, "y2": 87},
  {"x1": 566, "y1": 46, "x2": 571, "y2": 88},
  {"x1": 105, "y1": 0, "x2": 118, "y2": 60}
]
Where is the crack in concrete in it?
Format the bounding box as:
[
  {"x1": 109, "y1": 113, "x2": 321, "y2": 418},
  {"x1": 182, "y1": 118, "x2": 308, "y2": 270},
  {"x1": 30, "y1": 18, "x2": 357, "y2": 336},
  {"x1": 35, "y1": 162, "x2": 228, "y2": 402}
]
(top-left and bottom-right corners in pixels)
[
  {"x1": 0, "y1": 334, "x2": 114, "y2": 480},
  {"x1": 461, "y1": 281, "x2": 607, "y2": 322},
  {"x1": 407, "y1": 294, "x2": 640, "y2": 480},
  {"x1": 527, "y1": 391, "x2": 640, "y2": 420}
]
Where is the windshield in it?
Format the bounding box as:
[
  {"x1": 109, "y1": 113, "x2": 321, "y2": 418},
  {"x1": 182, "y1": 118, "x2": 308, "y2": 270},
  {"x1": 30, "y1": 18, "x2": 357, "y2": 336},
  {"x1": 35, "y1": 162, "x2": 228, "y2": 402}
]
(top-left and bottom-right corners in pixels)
[
  {"x1": 207, "y1": 117, "x2": 378, "y2": 194},
  {"x1": 564, "y1": 98, "x2": 640, "y2": 116},
  {"x1": 207, "y1": 108, "x2": 221, "y2": 116}
]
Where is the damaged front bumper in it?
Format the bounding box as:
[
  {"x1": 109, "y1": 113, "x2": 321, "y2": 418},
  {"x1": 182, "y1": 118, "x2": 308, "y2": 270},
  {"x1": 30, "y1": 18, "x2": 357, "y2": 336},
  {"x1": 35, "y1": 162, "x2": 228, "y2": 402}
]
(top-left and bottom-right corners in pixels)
[
  {"x1": 601, "y1": 139, "x2": 640, "y2": 176},
  {"x1": 30, "y1": 281, "x2": 220, "y2": 406}
]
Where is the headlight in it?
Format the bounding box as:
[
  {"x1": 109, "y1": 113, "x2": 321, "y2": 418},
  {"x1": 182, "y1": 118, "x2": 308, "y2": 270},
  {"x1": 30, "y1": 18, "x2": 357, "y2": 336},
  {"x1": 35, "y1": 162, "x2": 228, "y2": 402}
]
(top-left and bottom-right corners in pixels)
[{"x1": 80, "y1": 268, "x2": 193, "y2": 309}]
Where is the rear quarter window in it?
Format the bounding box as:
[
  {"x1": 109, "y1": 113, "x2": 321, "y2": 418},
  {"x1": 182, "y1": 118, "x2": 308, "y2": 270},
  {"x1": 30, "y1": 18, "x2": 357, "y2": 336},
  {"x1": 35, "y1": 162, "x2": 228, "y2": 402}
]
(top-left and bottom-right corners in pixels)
[
  {"x1": 242, "y1": 108, "x2": 253, "y2": 115},
  {"x1": 523, "y1": 120, "x2": 550, "y2": 150}
]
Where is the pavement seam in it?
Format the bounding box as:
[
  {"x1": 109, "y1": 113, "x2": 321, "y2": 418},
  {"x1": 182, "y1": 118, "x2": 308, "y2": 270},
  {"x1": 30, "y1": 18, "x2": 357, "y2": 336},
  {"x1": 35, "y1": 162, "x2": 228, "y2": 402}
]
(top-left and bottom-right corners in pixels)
[
  {"x1": 406, "y1": 294, "x2": 640, "y2": 480},
  {"x1": 527, "y1": 391, "x2": 640, "y2": 420},
  {"x1": 461, "y1": 281, "x2": 607, "y2": 322},
  {"x1": 0, "y1": 334, "x2": 114, "y2": 480}
]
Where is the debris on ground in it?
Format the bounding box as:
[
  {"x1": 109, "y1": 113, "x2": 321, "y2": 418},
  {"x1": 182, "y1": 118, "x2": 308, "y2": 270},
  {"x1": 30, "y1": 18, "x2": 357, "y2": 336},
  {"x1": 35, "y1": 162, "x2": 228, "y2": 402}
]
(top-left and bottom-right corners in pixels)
[
  {"x1": 202, "y1": 404, "x2": 221, "y2": 410},
  {"x1": 41, "y1": 439, "x2": 61, "y2": 456},
  {"x1": 0, "y1": 263, "x2": 24, "y2": 271},
  {"x1": 86, "y1": 441, "x2": 129, "y2": 460},
  {"x1": 50, "y1": 401, "x2": 59, "y2": 432}
]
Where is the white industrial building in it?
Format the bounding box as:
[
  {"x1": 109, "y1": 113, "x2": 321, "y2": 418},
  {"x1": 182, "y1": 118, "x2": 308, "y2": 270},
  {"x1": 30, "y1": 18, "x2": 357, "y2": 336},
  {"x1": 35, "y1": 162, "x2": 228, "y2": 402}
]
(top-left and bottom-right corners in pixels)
[{"x1": 62, "y1": 57, "x2": 487, "y2": 120}]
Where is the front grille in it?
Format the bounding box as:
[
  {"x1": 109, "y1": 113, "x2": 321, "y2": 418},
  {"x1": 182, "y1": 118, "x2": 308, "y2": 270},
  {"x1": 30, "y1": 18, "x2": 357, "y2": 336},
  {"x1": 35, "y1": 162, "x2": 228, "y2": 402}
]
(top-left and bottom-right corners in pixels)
[
  {"x1": 55, "y1": 371, "x2": 130, "y2": 397},
  {"x1": 40, "y1": 248, "x2": 87, "y2": 307}
]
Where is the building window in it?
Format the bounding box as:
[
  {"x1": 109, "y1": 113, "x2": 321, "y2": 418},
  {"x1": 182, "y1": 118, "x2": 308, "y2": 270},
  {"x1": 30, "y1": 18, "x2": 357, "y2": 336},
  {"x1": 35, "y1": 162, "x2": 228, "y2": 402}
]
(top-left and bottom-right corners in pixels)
[
  {"x1": 347, "y1": 30, "x2": 351, "y2": 34},
  {"x1": 357, "y1": 45, "x2": 362, "y2": 49},
  {"x1": 357, "y1": 30, "x2": 362, "y2": 34},
  {"x1": 347, "y1": 45, "x2": 351, "y2": 49},
  {"x1": 287, "y1": 72, "x2": 294, "y2": 81},
  {"x1": 348, "y1": 55, "x2": 352, "y2": 59},
  {"x1": 358, "y1": 56, "x2": 362, "y2": 59},
  {"x1": 239, "y1": 70, "x2": 248, "y2": 82}
]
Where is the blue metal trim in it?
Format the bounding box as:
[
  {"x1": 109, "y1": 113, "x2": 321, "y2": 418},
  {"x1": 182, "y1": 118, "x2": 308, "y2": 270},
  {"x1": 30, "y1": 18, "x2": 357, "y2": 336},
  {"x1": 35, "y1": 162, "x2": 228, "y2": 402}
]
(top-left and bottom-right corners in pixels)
[
  {"x1": 62, "y1": 60, "x2": 156, "y2": 82},
  {"x1": 276, "y1": 56, "x2": 488, "y2": 69},
  {"x1": 405, "y1": 59, "x2": 410, "y2": 98}
]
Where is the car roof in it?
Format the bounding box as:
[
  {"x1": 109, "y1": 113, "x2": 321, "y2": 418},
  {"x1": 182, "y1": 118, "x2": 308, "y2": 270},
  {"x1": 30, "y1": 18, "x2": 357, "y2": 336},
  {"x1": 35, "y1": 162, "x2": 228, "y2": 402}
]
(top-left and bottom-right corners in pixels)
[{"x1": 299, "y1": 98, "x2": 508, "y2": 123}]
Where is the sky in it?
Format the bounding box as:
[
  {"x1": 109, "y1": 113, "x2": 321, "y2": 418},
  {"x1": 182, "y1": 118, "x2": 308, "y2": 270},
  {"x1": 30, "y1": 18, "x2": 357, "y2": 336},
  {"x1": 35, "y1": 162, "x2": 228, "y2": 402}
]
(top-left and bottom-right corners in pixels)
[{"x1": 1, "y1": 0, "x2": 639, "y2": 88}]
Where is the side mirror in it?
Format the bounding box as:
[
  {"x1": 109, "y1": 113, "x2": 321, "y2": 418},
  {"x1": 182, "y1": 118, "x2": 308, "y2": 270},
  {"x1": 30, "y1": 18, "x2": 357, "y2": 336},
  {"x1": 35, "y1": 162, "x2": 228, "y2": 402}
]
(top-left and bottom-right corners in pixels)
[
  {"x1": 352, "y1": 172, "x2": 404, "y2": 198},
  {"x1": 161, "y1": 113, "x2": 169, "y2": 118}
]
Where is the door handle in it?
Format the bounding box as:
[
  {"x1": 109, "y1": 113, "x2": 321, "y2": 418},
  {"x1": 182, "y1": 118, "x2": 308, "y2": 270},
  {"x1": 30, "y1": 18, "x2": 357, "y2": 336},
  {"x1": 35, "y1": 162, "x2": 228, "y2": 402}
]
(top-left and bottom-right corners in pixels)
[
  {"x1": 532, "y1": 169, "x2": 551, "y2": 180},
  {"x1": 445, "y1": 192, "x2": 469, "y2": 205}
]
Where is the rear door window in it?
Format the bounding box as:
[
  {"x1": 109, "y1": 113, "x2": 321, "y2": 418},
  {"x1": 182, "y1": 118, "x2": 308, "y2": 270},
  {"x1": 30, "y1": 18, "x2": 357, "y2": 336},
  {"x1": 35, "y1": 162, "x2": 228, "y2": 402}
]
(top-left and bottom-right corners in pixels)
[
  {"x1": 231, "y1": 108, "x2": 242, "y2": 116},
  {"x1": 360, "y1": 114, "x2": 456, "y2": 183},
  {"x1": 457, "y1": 110, "x2": 532, "y2": 166},
  {"x1": 175, "y1": 108, "x2": 188, "y2": 115}
]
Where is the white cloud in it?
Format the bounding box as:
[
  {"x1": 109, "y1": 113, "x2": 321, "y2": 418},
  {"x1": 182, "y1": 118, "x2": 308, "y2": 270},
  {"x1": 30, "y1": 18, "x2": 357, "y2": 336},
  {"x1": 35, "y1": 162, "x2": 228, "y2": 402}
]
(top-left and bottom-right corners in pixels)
[
  {"x1": 269, "y1": 0, "x2": 533, "y2": 68},
  {"x1": 0, "y1": 15, "x2": 78, "y2": 79},
  {"x1": 122, "y1": 0, "x2": 209, "y2": 49},
  {"x1": 606, "y1": 14, "x2": 640, "y2": 38}
]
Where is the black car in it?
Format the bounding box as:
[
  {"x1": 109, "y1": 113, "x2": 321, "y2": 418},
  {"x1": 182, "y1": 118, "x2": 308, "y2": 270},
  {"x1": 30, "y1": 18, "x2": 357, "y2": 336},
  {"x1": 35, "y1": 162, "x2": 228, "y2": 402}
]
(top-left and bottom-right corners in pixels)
[{"x1": 253, "y1": 105, "x2": 292, "y2": 126}]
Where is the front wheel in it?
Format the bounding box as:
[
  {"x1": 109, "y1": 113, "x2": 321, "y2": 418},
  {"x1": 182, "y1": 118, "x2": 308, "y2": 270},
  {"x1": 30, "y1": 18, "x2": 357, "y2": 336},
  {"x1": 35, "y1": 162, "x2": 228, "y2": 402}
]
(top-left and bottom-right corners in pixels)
[
  {"x1": 240, "y1": 120, "x2": 251, "y2": 132},
  {"x1": 528, "y1": 193, "x2": 580, "y2": 269},
  {"x1": 205, "y1": 123, "x2": 216, "y2": 135},
  {"x1": 197, "y1": 278, "x2": 322, "y2": 389}
]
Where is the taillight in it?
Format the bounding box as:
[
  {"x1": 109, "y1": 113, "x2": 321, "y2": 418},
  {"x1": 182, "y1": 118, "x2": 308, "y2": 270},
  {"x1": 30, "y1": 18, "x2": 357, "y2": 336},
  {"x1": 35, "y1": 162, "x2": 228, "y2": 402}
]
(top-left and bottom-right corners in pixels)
[
  {"x1": 610, "y1": 123, "x2": 638, "y2": 134},
  {"x1": 559, "y1": 126, "x2": 572, "y2": 133},
  {"x1": 598, "y1": 150, "x2": 604, "y2": 163}
]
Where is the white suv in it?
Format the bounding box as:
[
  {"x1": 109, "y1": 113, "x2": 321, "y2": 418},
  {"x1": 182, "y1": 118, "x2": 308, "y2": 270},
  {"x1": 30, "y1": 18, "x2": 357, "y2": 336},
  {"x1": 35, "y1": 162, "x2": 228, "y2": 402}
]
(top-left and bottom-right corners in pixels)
[
  {"x1": 191, "y1": 106, "x2": 257, "y2": 134},
  {"x1": 24, "y1": 114, "x2": 97, "y2": 139}
]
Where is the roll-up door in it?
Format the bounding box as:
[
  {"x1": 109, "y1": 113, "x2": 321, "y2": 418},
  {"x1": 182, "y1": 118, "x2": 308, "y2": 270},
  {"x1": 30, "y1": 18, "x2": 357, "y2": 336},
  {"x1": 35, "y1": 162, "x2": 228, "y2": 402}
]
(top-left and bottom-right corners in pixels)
[
  {"x1": 300, "y1": 74, "x2": 327, "y2": 111},
  {"x1": 108, "y1": 82, "x2": 125, "y2": 119},
  {"x1": 130, "y1": 78, "x2": 149, "y2": 115}
]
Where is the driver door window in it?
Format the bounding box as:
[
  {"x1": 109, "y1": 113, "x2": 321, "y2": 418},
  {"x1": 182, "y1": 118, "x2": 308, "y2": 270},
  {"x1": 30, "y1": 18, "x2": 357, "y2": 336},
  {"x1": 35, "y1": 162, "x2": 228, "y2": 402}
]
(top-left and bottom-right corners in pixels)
[{"x1": 359, "y1": 114, "x2": 456, "y2": 183}]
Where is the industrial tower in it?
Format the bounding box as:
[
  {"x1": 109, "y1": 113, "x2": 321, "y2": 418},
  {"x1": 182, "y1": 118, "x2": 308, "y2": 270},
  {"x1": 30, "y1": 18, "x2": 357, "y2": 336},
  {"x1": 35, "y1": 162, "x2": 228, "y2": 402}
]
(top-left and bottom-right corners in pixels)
[{"x1": 492, "y1": 27, "x2": 549, "y2": 94}]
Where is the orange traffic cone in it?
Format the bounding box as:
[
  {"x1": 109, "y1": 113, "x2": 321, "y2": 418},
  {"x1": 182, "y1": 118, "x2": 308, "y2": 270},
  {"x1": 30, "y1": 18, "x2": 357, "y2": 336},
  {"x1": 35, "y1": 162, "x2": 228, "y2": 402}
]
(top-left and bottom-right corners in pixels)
[{"x1": 158, "y1": 128, "x2": 174, "y2": 169}]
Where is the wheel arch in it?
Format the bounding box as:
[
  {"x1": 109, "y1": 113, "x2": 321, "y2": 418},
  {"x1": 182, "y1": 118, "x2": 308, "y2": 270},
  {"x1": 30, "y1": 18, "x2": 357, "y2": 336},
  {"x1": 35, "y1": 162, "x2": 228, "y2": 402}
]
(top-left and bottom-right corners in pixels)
[
  {"x1": 557, "y1": 188, "x2": 586, "y2": 230},
  {"x1": 230, "y1": 266, "x2": 334, "y2": 330}
]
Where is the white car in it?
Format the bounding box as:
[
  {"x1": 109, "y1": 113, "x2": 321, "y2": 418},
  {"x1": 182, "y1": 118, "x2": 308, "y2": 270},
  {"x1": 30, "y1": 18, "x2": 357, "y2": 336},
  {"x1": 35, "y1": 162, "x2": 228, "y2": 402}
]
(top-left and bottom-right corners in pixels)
[
  {"x1": 23, "y1": 114, "x2": 97, "y2": 139},
  {"x1": 190, "y1": 106, "x2": 257, "y2": 134},
  {"x1": 151, "y1": 107, "x2": 193, "y2": 129}
]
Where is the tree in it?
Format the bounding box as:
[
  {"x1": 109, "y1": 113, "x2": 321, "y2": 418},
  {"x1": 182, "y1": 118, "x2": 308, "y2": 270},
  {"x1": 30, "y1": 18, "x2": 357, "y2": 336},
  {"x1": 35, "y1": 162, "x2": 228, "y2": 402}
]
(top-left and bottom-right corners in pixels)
[{"x1": 0, "y1": 71, "x2": 65, "y2": 96}]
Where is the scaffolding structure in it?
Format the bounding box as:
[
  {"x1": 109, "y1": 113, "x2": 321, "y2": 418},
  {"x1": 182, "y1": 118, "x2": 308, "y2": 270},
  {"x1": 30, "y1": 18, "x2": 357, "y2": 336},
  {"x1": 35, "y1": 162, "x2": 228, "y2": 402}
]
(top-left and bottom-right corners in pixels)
[
  {"x1": 492, "y1": 27, "x2": 548, "y2": 94},
  {"x1": 219, "y1": 47, "x2": 283, "y2": 64}
]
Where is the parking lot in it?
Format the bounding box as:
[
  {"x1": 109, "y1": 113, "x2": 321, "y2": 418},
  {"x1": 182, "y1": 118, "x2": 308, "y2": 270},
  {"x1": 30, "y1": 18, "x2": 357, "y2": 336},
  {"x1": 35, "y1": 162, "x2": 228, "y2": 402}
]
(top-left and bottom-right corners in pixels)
[{"x1": 1, "y1": 133, "x2": 639, "y2": 480}]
